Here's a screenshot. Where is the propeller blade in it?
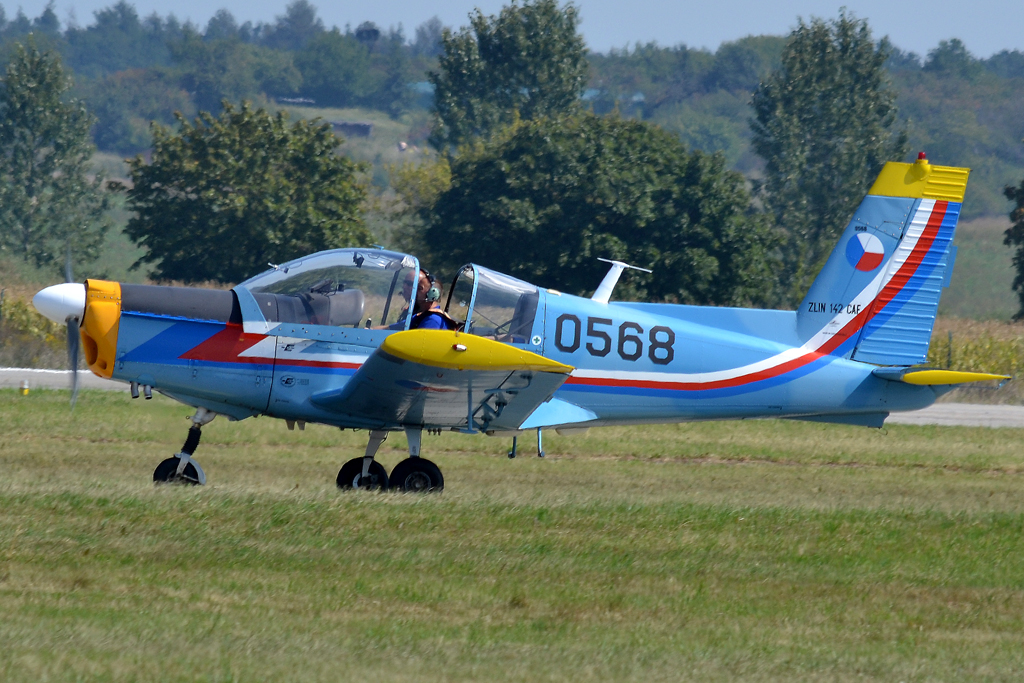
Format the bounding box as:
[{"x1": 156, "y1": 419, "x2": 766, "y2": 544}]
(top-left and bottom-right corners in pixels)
[
  {"x1": 64, "y1": 245, "x2": 74, "y2": 284},
  {"x1": 67, "y1": 316, "x2": 80, "y2": 408}
]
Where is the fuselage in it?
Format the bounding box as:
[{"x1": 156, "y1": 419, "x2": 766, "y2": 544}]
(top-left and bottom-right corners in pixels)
[{"x1": 94, "y1": 257, "x2": 938, "y2": 432}]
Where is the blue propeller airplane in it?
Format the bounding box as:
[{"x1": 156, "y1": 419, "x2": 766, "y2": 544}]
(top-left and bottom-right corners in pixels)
[{"x1": 33, "y1": 155, "x2": 1008, "y2": 491}]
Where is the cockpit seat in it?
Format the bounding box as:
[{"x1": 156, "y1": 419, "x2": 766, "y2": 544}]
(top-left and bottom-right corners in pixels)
[
  {"x1": 327, "y1": 289, "x2": 365, "y2": 326},
  {"x1": 506, "y1": 292, "x2": 539, "y2": 342},
  {"x1": 254, "y1": 289, "x2": 365, "y2": 327}
]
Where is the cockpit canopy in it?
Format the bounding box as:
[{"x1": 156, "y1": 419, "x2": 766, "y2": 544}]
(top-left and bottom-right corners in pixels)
[
  {"x1": 235, "y1": 250, "x2": 541, "y2": 340},
  {"x1": 238, "y1": 249, "x2": 418, "y2": 329},
  {"x1": 445, "y1": 265, "x2": 539, "y2": 344}
]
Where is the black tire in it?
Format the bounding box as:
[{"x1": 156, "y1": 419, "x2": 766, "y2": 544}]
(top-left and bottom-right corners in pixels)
[
  {"x1": 336, "y1": 458, "x2": 389, "y2": 491},
  {"x1": 389, "y1": 458, "x2": 444, "y2": 493},
  {"x1": 154, "y1": 457, "x2": 202, "y2": 485}
]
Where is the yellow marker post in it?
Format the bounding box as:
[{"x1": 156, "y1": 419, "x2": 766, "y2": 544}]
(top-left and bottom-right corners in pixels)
[{"x1": 19, "y1": 380, "x2": 28, "y2": 396}]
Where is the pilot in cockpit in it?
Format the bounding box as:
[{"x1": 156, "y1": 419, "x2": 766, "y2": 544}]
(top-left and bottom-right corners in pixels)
[{"x1": 392, "y1": 268, "x2": 459, "y2": 330}]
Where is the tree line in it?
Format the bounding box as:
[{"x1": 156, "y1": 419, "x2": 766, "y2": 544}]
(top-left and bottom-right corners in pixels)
[
  {"x1": 0, "y1": 0, "x2": 441, "y2": 153},
  {"x1": 0, "y1": 0, "x2": 1019, "y2": 219},
  {"x1": 3, "y1": 0, "x2": 1024, "y2": 316}
]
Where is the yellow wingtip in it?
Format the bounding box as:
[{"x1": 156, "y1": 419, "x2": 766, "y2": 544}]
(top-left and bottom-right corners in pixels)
[{"x1": 382, "y1": 329, "x2": 573, "y2": 374}]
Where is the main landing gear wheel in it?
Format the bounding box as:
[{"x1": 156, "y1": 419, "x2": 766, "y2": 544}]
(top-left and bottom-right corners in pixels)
[
  {"x1": 389, "y1": 458, "x2": 444, "y2": 493},
  {"x1": 337, "y1": 458, "x2": 390, "y2": 491},
  {"x1": 153, "y1": 456, "x2": 205, "y2": 485}
]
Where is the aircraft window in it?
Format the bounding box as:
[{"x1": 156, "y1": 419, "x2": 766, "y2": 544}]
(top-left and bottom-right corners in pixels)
[
  {"x1": 239, "y1": 249, "x2": 417, "y2": 328},
  {"x1": 463, "y1": 267, "x2": 538, "y2": 343},
  {"x1": 444, "y1": 266, "x2": 475, "y2": 328}
]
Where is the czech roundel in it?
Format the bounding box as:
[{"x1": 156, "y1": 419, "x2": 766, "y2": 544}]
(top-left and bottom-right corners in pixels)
[{"x1": 845, "y1": 233, "x2": 885, "y2": 272}]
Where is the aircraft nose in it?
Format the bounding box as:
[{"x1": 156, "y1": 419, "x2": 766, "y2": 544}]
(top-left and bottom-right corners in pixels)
[{"x1": 33, "y1": 283, "x2": 86, "y2": 323}]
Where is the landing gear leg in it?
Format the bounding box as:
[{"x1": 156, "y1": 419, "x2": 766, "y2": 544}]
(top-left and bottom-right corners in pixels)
[
  {"x1": 508, "y1": 436, "x2": 518, "y2": 459},
  {"x1": 337, "y1": 430, "x2": 389, "y2": 490},
  {"x1": 154, "y1": 407, "x2": 216, "y2": 485},
  {"x1": 537, "y1": 428, "x2": 545, "y2": 458},
  {"x1": 389, "y1": 428, "x2": 444, "y2": 492}
]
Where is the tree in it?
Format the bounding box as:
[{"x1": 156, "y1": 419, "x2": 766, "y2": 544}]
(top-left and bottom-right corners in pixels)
[
  {"x1": 63, "y1": 1, "x2": 172, "y2": 78},
  {"x1": 412, "y1": 16, "x2": 444, "y2": 58},
  {"x1": 295, "y1": 29, "x2": 372, "y2": 106},
  {"x1": 424, "y1": 113, "x2": 778, "y2": 306},
  {"x1": 751, "y1": 12, "x2": 908, "y2": 303},
  {"x1": 0, "y1": 40, "x2": 109, "y2": 272},
  {"x1": 1004, "y1": 174, "x2": 1024, "y2": 319},
  {"x1": 429, "y1": 0, "x2": 588, "y2": 150},
  {"x1": 172, "y1": 31, "x2": 302, "y2": 111},
  {"x1": 82, "y1": 68, "x2": 194, "y2": 153},
  {"x1": 119, "y1": 102, "x2": 371, "y2": 284},
  {"x1": 924, "y1": 38, "x2": 982, "y2": 80},
  {"x1": 262, "y1": 0, "x2": 324, "y2": 51}
]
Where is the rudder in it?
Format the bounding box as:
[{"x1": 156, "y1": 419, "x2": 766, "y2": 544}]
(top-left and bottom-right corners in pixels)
[{"x1": 796, "y1": 155, "x2": 969, "y2": 365}]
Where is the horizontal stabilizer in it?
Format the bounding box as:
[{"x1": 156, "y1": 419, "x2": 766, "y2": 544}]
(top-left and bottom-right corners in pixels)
[
  {"x1": 872, "y1": 367, "x2": 1010, "y2": 386},
  {"x1": 520, "y1": 398, "x2": 598, "y2": 429}
]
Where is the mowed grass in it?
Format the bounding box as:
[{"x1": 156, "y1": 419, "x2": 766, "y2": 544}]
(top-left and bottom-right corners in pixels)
[{"x1": 4, "y1": 392, "x2": 1024, "y2": 680}]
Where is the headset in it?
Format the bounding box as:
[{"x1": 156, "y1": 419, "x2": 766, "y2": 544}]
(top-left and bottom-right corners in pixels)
[{"x1": 422, "y1": 269, "x2": 441, "y2": 303}]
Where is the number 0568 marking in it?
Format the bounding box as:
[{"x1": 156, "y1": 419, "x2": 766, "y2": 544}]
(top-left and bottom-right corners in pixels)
[{"x1": 554, "y1": 314, "x2": 674, "y2": 365}]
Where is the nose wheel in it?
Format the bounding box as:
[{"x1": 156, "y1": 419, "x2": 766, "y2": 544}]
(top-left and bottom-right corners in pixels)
[
  {"x1": 337, "y1": 430, "x2": 390, "y2": 490},
  {"x1": 154, "y1": 408, "x2": 216, "y2": 485}
]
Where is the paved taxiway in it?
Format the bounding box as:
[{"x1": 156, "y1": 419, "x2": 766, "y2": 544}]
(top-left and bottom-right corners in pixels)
[{"x1": 2, "y1": 368, "x2": 1022, "y2": 428}]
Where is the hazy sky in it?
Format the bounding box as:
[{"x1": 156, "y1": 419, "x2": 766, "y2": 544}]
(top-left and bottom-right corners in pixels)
[{"x1": 16, "y1": 0, "x2": 1024, "y2": 58}]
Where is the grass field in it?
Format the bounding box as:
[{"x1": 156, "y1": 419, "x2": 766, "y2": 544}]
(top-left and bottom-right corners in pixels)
[
  {"x1": 4, "y1": 390, "x2": 1024, "y2": 681},
  {"x1": 941, "y1": 216, "x2": 1017, "y2": 321}
]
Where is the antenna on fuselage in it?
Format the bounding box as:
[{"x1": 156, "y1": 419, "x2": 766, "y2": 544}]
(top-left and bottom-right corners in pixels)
[{"x1": 591, "y1": 258, "x2": 652, "y2": 304}]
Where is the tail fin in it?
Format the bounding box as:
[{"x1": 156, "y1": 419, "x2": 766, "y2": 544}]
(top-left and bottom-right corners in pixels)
[{"x1": 796, "y1": 156, "x2": 969, "y2": 365}]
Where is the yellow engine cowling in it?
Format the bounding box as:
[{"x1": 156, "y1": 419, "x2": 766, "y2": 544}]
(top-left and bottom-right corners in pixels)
[{"x1": 80, "y1": 279, "x2": 122, "y2": 378}]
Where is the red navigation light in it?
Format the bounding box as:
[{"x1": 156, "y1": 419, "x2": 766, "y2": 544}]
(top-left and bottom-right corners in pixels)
[{"x1": 918, "y1": 151, "x2": 927, "y2": 160}]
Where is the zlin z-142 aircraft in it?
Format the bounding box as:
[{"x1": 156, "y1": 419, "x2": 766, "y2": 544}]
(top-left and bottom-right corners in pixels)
[{"x1": 33, "y1": 155, "x2": 1008, "y2": 491}]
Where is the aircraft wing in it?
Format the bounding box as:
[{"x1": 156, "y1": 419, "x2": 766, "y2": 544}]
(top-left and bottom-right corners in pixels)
[{"x1": 310, "y1": 330, "x2": 574, "y2": 432}]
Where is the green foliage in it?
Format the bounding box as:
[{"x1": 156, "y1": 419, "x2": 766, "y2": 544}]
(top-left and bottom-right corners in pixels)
[
  {"x1": 429, "y1": 0, "x2": 588, "y2": 149},
  {"x1": 62, "y1": 1, "x2": 174, "y2": 78},
  {"x1": 985, "y1": 49, "x2": 1024, "y2": 80},
  {"x1": 751, "y1": 12, "x2": 908, "y2": 303},
  {"x1": 648, "y1": 91, "x2": 750, "y2": 168},
  {"x1": 587, "y1": 36, "x2": 785, "y2": 116},
  {"x1": 0, "y1": 292, "x2": 63, "y2": 344},
  {"x1": 588, "y1": 43, "x2": 712, "y2": 115},
  {"x1": 295, "y1": 28, "x2": 413, "y2": 114},
  {"x1": 119, "y1": 102, "x2": 371, "y2": 284},
  {"x1": 295, "y1": 30, "x2": 372, "y2": 107},
  {"x1": 425, "y1": 113, "x2": 778, "y2": 305},
  {"x1": 0, "y1": 40, "x2": 109, "y2": 274},
  {"x1": 893, "y1": 44, "x2": 1024, "y2": 220},
  {"x1": 1004, "y1": 173, "x2": 1024, "y2": 319},
  {"x1": 923, "y1": 38, "x2": 983, "y2": 80},
  {"x1": 173, "y1": 33, "x2": 301, "y2": 112},
  {"x1": 80, "y1": 68, "x2": 194, "y2": 153},
  {"x1": 0, "y1": 290, "x2": 66, "y2": 368},
  {"x1": 261, "y1": 0, "x2": 324, "y2": 51}
]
